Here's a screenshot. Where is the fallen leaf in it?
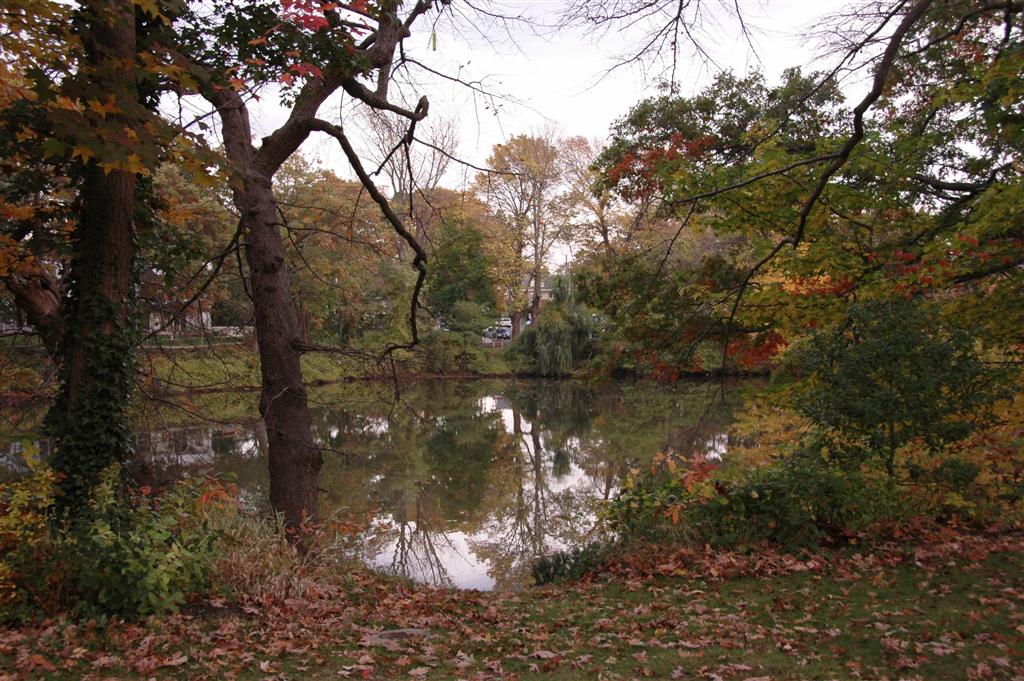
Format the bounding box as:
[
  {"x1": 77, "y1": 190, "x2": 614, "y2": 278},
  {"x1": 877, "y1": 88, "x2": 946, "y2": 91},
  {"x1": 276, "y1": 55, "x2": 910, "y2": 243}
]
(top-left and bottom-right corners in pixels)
[{"x1": 161, "y1": 653, "x2": 188, "y2": 668}]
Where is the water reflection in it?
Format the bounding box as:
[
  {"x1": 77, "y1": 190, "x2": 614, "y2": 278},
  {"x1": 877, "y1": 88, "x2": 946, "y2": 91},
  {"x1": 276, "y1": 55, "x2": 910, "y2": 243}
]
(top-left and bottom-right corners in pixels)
[{"x1": 3, "y1": 379, "x2": 748, "y2": 589}]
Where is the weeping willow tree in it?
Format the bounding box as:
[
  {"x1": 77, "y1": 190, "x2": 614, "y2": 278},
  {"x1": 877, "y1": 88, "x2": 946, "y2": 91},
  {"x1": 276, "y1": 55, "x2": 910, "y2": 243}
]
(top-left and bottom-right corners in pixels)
[{"x1": 510, "y1": 276, "x2": 594, "y2": 376}]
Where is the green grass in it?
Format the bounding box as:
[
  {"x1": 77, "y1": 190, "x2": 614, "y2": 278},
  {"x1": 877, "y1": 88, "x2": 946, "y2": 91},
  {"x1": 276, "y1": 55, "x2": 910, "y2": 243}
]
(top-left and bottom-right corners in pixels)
[{"x1": 409, "y1": 549, "x2": 1024, "y2": 680}]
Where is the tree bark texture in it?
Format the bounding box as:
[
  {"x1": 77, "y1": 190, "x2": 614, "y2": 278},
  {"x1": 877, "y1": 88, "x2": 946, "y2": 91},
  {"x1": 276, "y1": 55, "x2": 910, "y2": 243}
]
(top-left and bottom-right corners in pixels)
[
  {"x1": 215, "y1": 91, "x2": 322, "y2": 527},
  {"x1": 196, "y1": 4, "x2": 432, "y2": 527},
  {"x1": 4, "y1": 268, "x2": 62, "y2": 355},
  {"x1": 48, "y1": 0, "x2": 138, "y2": 512},
  {"x1": 242, "y1": 177, "x2": 321, "y2": 527}
]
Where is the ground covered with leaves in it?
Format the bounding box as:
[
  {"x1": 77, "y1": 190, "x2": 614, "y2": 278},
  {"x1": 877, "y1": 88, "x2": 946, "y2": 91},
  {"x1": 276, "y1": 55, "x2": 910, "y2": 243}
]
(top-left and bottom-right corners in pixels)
[{"x1": 1, "y1": 528, "x2": 1022, "y2": 680}]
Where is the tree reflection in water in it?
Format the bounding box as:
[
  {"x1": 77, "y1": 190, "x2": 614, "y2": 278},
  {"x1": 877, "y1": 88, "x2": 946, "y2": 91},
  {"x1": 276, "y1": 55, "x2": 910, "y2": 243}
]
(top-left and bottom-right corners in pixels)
[{"x1": 124, "y1": 379, "x2": 749, "y2": 589}]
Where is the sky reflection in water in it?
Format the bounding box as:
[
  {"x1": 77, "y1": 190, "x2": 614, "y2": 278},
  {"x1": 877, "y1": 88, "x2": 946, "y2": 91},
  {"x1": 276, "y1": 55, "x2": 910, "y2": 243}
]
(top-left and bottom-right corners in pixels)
[{"x1": 128, "y1": 379, "x2": 747, "y2": 590}]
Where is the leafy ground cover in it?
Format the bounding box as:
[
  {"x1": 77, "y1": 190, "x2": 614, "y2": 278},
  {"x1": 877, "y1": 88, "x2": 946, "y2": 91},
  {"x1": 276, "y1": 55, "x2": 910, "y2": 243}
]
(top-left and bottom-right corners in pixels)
[{"x1": 2, "y1": 528, "x2": 1021, "y2": 680}]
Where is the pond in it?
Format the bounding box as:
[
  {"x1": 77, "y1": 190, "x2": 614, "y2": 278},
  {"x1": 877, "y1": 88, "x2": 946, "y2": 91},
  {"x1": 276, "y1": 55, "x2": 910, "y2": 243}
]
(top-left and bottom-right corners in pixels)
[{"x1": 4, "y1": 379, "x2": 753, "y2": 590}]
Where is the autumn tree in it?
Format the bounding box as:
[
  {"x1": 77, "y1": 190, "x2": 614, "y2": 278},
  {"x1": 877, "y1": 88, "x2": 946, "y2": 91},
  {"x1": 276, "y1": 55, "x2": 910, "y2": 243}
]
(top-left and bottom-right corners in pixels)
[
  {"x1": 271, "y1": 156, "x2": 410, "y2": 344},
  {"x1": 0, "y1": 0, "x2": 79, "y2": 357},
  {"x1": 576, "y1": 70, "x2": 843, "y2": 374},
  {"x1": 164, "y1": 0, "x2": 452, "y2": 526},
  {"x1": 589, "y1": 1, "x2": 1024, "y2": 359},
  {"x1": 559, "y1": 135, "x2": 657, "y2": 254},
  {"x1": 0, "y1": 0, "x2": 201, "y2": 512},
  {"x1": 476, "y1": 133, "x2": 566, "y2": 336}
]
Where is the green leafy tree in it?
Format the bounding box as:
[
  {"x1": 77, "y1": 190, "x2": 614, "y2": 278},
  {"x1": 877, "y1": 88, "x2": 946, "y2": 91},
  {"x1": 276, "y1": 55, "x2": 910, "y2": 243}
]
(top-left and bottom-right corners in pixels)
[
  {"x1": 787, "y1": 300, "x2": 1010, "y2": 477},
  {"x1": 425, "y1": 219, "x2": 497, "y2": 320},
  {"x1": 586, "y1": 2, "x2": 1024, "y2": 377}
]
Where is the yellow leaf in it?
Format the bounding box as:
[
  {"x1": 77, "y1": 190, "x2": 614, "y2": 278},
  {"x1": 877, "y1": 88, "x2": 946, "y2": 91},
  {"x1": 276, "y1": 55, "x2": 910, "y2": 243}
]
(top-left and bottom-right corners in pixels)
[
  {"x1": 88, "y1": 98, "x2": 120, "y2": 117},
  {"x1": 52, "y1": 95, "x2": 84, "y2": 112},
  {"x1": 71, "y1": 146, "x2": 94, "y2": 162},
  {"x1": 123, "y1": 153, "x2": 149, "y2": 175}
]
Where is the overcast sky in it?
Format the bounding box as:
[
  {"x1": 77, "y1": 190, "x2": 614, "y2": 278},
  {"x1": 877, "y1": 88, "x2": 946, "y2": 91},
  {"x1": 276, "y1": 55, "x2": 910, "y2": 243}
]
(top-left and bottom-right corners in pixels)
[
  {"x1": 240, "y1": 0, "x2": 851, "y2": 189},
  {"x1": 318, "y1": 1, "x2": 848, "y2": 183}
]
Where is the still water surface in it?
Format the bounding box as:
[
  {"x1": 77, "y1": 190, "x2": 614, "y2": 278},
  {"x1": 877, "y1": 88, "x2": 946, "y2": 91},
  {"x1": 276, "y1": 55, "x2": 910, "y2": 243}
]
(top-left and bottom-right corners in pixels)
[{"x1": 12, "y1": 379, "x2": 749, "y2": 589}]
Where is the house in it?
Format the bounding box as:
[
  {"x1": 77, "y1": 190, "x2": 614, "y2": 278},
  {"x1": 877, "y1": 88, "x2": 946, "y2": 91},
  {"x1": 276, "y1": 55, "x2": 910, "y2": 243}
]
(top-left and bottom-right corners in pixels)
[
  {"x1": 141, "y1": 271, "x2": 213, "y2": 338},
  {"x1": 145, "y1": 297, "x2": 212, "y2": 337},
  {"x1": 523, "y1": 274, "x2": 555, "y2": 306}
]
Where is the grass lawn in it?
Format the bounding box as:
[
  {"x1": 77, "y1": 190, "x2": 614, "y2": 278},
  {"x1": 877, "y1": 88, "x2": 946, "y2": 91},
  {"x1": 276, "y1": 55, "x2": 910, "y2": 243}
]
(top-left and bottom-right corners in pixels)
[{"x1": 2, "y1": 532, "x2": 1022, "y2": 680}]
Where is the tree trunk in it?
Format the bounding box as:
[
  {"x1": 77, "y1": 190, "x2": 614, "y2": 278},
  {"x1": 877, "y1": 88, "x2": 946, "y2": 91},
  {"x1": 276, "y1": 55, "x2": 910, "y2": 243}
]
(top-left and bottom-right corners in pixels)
[
  {"x1": 4, "y1": 267, "x2": 62, "y2": 355},
  {"x1": 210, "y1": 81, "x2": 324, "y2": 528},
  {"x1": 240, "y1": 178, "x2": 322, "y2": 527},
  {"x1": 530, "y1": 191, "x2": 544, "y2": 322},
  {"x1": 530, "y1": 265, "x2": 542, "y2": 323},
  {"x1": 48, "y1": 0, "x2": 138, "y2": 512},
  {"x1": 199, "y1": 6, "x2": 426, "y2": 527},
  {"x1": 530, "y1": 422, "x2": 544, "y2": 555}
]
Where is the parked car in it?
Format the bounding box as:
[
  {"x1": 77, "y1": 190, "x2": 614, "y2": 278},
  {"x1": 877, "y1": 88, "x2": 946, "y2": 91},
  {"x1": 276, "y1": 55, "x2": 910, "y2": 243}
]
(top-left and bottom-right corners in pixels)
[{"x1": 483, "y1": 326, "x2": 512, "y2": 341}]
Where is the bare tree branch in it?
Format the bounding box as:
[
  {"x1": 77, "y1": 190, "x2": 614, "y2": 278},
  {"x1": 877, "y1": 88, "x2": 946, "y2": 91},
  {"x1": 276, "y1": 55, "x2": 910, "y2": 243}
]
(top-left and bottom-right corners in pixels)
[
  {"x1": 308, "y1": 118, "x2": 429, "y2": 358},
  {"x1": 793, "y1": 0, "x2": 935, "y2": 248}
]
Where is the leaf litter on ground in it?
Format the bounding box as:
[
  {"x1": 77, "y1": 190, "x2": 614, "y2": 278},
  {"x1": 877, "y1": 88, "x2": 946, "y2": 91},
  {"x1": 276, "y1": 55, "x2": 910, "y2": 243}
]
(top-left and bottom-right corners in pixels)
[{"x1": 1, "y1": 527, "x2": 1022, "y2": 679}]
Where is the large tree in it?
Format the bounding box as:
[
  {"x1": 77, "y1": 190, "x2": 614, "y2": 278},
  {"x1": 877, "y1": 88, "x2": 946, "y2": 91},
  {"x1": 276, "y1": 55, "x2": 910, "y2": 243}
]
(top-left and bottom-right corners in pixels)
[
  {"x1": 167, "y1": 0, "x2": 443, "y2": 526},
  {"x1": 583, "y1": 0, "x2": 1024, "y2": 373},
  {"x1": 0, "y1": 0, "x2": 190, "y2": 511},
  {"x1": 559, "y1": 135, "x2": 658, "y2": 255},
  {"x1": 476, "y1": 133, "x2": 566, "y2": 336}
]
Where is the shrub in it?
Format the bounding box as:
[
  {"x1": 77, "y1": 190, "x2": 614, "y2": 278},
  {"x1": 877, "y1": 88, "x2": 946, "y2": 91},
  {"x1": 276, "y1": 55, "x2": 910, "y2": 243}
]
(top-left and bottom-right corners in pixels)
[
  {"x1": 0, "y1": 452, "x2": 67, "y2": 620},
  {"x1": 531, "y1": 542, "x2": 610, "y2": 585},
  {"x1": 66, "y1": 467, "x2": 226, "y2": 619},
  {"x1": 508, "y1": 277, "x2": 594, "y2": 376},
  {"x1": 0, "y1": 459, "x2": 229, "y2": 622},
  {"x1": 416, "y1": 301, "x2": 494, "y2": 374},
  {"x1": 784, "y1": 299, "x2": 1011, "y2": 477},
  {"x1": 606, "y1": 451, "x2": 909, "y2": 550},
  {"x1": 602, "y1": 453, "x2": 716, "y2": 544},
  {"x1": 694, "y1": 455, "x2": 907, "y2": 548}
]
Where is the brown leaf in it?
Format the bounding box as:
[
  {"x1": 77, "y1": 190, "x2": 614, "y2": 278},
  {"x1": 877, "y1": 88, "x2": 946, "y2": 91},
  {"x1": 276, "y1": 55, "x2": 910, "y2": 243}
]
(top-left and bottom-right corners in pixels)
[
  {"x1": 160, "y1": 653, "x2": 189, "y2": 667},
  {"x1": 91, "y1": 655, "x2": 120, "y2": 669}
]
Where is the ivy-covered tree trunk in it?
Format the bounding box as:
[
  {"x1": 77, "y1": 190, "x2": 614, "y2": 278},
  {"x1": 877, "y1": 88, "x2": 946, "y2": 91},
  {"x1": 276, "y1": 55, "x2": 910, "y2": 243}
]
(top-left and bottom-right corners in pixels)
[{"x1": 47, "y1": 0, "x2": 138, "y2": 514}]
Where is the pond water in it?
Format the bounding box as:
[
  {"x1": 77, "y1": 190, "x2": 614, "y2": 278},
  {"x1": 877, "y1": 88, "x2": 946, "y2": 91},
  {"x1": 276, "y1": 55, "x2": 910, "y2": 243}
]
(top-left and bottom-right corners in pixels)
[{"x1": 4, "y1": 379, "x2": 751, "y2": 590}]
